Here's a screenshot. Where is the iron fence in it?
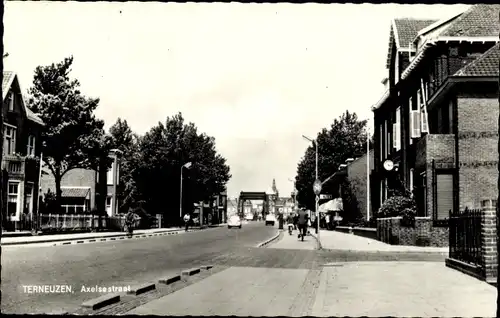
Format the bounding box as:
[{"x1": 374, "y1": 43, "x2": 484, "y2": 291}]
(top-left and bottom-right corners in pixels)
[{"x1": 449, "y1": 207, "x2": 482, "y2": 266}]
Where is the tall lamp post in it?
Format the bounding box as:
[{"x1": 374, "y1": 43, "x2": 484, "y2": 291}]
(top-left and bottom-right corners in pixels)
[
  {"x1": 179, "y1": 162, "x2": 192, "y2": 220},
  {"x1": 302, "y1": 135, "x2": 320, "y2": 241},
  {"x1": 366, "y1": 122, "x2": 371, "y2": 222},
  {"x1": 288, "y1": 178, "x2": 297, "y2": 211}
]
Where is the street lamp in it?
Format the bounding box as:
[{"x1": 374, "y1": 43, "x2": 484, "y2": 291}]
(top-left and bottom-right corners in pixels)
[
  {"x1": 302, "y1": 135, "x2": 320, "y2": 241},
  {"x1": 288, "y1": 178, "x2": 298, "y2": 212},
  {"x1": 180, "y1": 162, "x2": 192, "y2": 219}
]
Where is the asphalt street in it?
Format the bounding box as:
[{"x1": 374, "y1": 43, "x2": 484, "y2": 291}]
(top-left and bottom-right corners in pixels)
[
  {"x1": 1, "y1": 222, "x2": 276, "y2": 314},
  {"x1": 1, "y1": 222, "x2": 447, "y2": 314}
]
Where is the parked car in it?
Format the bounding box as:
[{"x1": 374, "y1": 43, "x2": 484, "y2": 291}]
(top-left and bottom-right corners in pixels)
[
  {"x1": 228, "y1": 215, "x2": 242, "y2": 229},
  {"x1": 265, "y1": 214, "x2": 276, "y2": 226}
]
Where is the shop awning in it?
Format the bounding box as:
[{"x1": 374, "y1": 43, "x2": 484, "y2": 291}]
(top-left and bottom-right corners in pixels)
[{"x1": 318, "y1": 198, "x2": 343, "y2": 213}]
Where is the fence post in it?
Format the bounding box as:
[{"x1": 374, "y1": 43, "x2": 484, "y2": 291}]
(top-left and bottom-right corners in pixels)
[{"x1": 481, "y1": 206, "x2": 497, "y2": 283}]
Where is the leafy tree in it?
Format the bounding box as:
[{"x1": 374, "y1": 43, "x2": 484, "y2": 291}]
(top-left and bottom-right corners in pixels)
[
  {"x1": 134, "y1": 113, "x2": 231, "y2": 225},
  {"x1": 295, "y1": 110, "x2": 369, "y2": 211},
  {"x1": 108, "y1": 118, "x2": 142, "y2": 213},
  {"x1": 26, "y1": 56, "x2": 111, "y2": 211}
]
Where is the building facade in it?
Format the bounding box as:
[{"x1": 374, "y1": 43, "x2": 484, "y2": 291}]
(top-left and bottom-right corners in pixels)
[
  {"x1": 40, "y1": 149, "x2": 121, "y2": 216},
  {"x1": 2, "y1": 71, "x2": 45, "y2": 231},
  {"x1": 372, "y1": 5, "x2": 500, "y2": 220}
]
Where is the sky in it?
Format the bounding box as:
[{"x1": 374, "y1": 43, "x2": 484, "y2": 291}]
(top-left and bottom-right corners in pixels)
[{"x1": 3, "y1": 2, "x2": 470, "y2": 199}]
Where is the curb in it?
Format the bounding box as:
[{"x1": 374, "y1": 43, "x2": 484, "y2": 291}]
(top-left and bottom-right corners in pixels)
[
  {"x1": 319, "y1": 247, "x2": 449, "y2": 255},
  {"x1": 77, "y1": 265, "x2": 215, "y2": 312},
  {"x1": 256, "y1": 230, "x2": 282, "y2": 248},
  {"x1": 309, "y1": 232, "x2": 323, "y2": 250},
  {"x1": 2, "y1": 229, "x2": 183, "y2": 247}
]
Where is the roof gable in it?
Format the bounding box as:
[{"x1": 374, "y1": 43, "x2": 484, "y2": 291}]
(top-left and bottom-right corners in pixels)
[
  {"x1": 394, "y1": 18, "x2": 438, "y2": 48},
  {"x1": 439, "y1": 4, "x2": 500, "y2": 37},
  {"x1": 386, "y1": 18, "x2": 437, "y2": 69},
  {"x1": 2, "y1": 71, "x2": 45, "y2": 126},
  {"x1": 454, "y1": 43, "x2": 500, "y2": 77}
]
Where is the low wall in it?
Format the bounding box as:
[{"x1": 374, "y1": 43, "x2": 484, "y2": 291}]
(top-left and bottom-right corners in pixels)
[
  {"x1": 335, "y1": 226, "x2": 377, "y2": 240},
  {"x1": 377, "y1": 217, "x2": 448, "y2": 247}
]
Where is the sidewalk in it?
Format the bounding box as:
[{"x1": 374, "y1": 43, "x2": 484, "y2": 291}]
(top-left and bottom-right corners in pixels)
[
  {"x1": 312, "y1": 230, "x2": 448, "y2": 254},
  {"x1": 127, "y1": 266, "x2": 316, "y2": 316},
  {"x1": 1, "y1": 227, "x2": 180, "y2": 246},
  {"x1": 267, "y1": 229, "x2": 317, "y2": 250}
]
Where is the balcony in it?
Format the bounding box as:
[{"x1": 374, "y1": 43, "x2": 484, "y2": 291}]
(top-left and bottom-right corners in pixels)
[
  {"x1": 415, "y1": 134, "x2": 456, "y2": 170},
  {"x1": 2, "y1": 154, "x2": 26, "y2": 178}
]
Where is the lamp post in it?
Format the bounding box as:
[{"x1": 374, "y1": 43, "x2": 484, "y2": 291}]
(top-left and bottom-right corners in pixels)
[
  {"x1": 302, "y1": 135, "x2": 320, "y2": 241},
  {"x1": 366, "y1": 122, "x2": 371, "y2": 222},
  {"x1": 288, "y1": 178, "x2": 298, "y2": 214},
  {"x1": 180, "y1": 162, "x2": 192, "y2": 220}
]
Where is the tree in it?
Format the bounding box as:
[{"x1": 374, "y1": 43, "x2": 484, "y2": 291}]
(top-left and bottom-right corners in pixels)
[
  {"x1": 26, "y1": 56, "x2": 111, "y2": 211},
  {"x1": 134, "y1": 113, "x2": 231, "y2": 225},
  {"x1": 295, "y1": 110, "x2": 369, "y2": 211},
  {"x1": 108, "y1": 118, "x2": 141, "y2": 213}
]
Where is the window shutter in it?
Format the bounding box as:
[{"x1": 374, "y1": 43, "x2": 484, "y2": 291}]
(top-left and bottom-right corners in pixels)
[
  {"x1": 392, "y1": 123, "x2": 397, "y2": 149},
  {"x1": 421, "y1": 110, "x2": 429, "y2": 133},
  {"x1": 436, "y1": 174, "x2": 454, "y2": 220},
  {"x1": 410, "y1": 111, "x2": 421, "y2": 138}
]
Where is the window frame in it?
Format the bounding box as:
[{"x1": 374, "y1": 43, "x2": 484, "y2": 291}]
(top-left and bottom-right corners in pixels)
[{"x1": 7, "y1": 180, "x2": 21, "y2": 221}]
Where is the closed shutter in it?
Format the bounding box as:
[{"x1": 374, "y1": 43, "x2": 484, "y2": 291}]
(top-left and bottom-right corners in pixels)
[{"x1": 436, "y1": 174, "x2": 453, "y2": 220}]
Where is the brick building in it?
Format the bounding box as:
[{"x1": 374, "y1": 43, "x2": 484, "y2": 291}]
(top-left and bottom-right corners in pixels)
[
  {"x1": 2, "y1": 71, "x2": 45, "y2": 231},
  {"x1": 371, "y1": 5, "x2": 499, "y2": 222}
]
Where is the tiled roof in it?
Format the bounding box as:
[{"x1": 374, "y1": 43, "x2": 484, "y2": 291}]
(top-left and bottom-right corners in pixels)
[
  {"x1": 439, "y1": 4, "x2": 500, "y2": 37},
  {"x1": 386, "y1": 19, "x2": 437, "y2": 68},
  {"x1": 61, "y1": 187, "x2": 90, "y2": 198},
  {"x1": 394, "y1": 18, "x2": 438, "y2": 48},
  {"x1": 455, "y1": 43, "x2": 500, "y2": 77}
]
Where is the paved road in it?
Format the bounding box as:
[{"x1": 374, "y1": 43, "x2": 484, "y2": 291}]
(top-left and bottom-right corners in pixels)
[
  {"x1": 1, "y1": 222, "x2": 276, "y2": 314},
  {"x1": 2, "y1": 221, "x2": 448, "y2": 314}
]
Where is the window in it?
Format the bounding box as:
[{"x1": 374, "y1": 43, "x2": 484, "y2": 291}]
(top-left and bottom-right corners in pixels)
[
  {"x1": 25, "y1": 183, "x2": 34, "y2": 215},
  {"x1": 409, "y1": 169, "x2": 414, "y2": 197},
  {"x1": 393, "y1": 107, "x2": 401, "y2": 151},
  {"x1": 7, "y1": 181, "x2": 20, "y2": 220},
  {"x1": 379, "y1": 124, "x2": 383, "y2": 161},
  {"x1": 27, "y1": 135, "x2": 36, "y2": 156},
  {"x1": 4, "y1": 125, "x2": 17, "y2": 155},
  {"x1": 107, "y1": 162, "x2": 114, "y2": 185},
  {"x1": 8, "y1": 92, "x2": 14, "y2": 111}
]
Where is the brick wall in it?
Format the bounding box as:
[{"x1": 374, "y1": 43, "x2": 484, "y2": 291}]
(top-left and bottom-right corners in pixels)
[
  {"x1": 481, "y1": 207, "x2": 497, "y2": 283},
  {"x1": 40, "y1": 168, "x2": 97, "y2": 209},
  {"x1": 345, "y1": 150, "x2": 374, "y2": 220},
  {"x1": 457, "y1": 96, "x2": 499, "y2": 210},
  {"x1": 415, "y1": 134, "x2": 456, "y2": 216},
  {"x1": 377, "y1": 216, "x2": 448, "y2": 247}
]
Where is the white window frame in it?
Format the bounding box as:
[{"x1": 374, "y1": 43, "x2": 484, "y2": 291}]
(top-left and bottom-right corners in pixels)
[
  {"x1": 394, "y1": 107, "x2": 401, "y2": 151},
  {"x1": 27, "y1": 135, "x2": 36, "y2": 156},
  {"x1": 394, "y1": 53, "x2": 400, "y2": 84},
  {"x1": 7, "y1": 180, "x2": 21, "y2": 221},
  {"x1": 4, "y1": 124, "x2": 17, "y2": 155},
  {"x1": 409, "y1": 169, "x2": 414, "y2": 197},
  {"x1": 8, "y1": 92, "x2": 15, "y2": 111},
  {"x1": 107, "y1": 161, "x2": 114, "y2": 185}
]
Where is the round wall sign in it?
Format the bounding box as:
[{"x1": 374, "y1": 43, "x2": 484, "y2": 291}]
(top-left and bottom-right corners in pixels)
[{"x1": 383, "y1": 160, "x2": 394, "y2": 171}]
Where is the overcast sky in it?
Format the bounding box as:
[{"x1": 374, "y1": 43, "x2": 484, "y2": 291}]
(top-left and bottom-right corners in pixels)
[{"x1": 4, "y1": 2, "x2": 469, "y2": 198}]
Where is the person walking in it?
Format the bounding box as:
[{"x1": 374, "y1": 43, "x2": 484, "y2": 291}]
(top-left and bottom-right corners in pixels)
[
  {"x1": 183, "y1": 213, "x2": 191, "y2": 232},
  {"x1": 124, "y1": 208, "x2": 136, "y2": 237},
  {"x1": 296, "y1": 208, "x2": 309, "y2": 241}
]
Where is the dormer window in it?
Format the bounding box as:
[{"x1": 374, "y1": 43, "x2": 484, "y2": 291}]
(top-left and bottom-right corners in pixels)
[{"x1": 8, "y1": 92, "x2": 14, "y2": 111}]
